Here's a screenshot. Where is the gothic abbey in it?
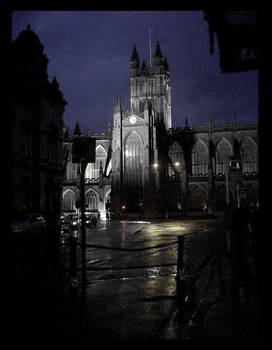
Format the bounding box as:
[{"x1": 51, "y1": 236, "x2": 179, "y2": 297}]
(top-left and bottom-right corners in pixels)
[{"x1": 63, "y1": 42, "x2": 258, "y2": 219}]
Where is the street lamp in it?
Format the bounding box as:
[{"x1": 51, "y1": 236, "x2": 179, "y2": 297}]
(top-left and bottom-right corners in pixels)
[{"x1": 72, "y1": 134, "x2": 96, "y2": 288}]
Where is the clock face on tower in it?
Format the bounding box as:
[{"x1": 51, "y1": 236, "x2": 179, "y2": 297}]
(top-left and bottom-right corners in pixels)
[{"x1": 129, "y1": 116, "x2": 137, "y2": 124}]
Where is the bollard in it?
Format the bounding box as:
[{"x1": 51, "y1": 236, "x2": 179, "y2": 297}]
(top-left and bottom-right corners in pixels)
[
  {"x1": 80, "y1": 162, "x2": 87, "y2": 288},
  {"x1": 176, "y1": 235, "x2": 185, "y2": 309},
  {"x1": 177, "y1": 235, "x2": 184, "y2": 271},
  {"x1": 225, "y1": 205, "x2": 232, "y2": 254},
  {"x1": 226, "y1": 229, "x2": 231, "y2": 253}
]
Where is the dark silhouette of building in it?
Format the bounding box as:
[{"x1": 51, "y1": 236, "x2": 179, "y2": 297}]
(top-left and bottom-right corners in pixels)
[
  {"x1": 204, "y1": 11, "x2": 258, "y2": 73},
  {"x1": 10, "y1": 25, "x2": 67, "y2": 225}
]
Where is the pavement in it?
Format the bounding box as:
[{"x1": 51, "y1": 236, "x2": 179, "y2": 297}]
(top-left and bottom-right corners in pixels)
[
  {"x1": 165, "y1": 238, "x2": 261, "y2": 340},
  {"x1": 9, "y1": 219, "x2": 262, "y2": 342}
]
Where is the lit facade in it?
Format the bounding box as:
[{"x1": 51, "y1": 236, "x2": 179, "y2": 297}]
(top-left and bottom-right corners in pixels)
[{"x1": 62, "y1": 42, "x2": 258, "y2": 219}]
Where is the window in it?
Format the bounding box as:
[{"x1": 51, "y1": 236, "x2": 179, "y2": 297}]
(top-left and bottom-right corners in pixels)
[
  {"x1": 124, "y1": 131, "x2": 143, "y2": 210},
  {"x1": 63, "y1": 190, "x2": 75, "y2": 212},
  {"x1": 240, "y1": 137, "x2": 257, "y2": 174},
  {"x1": 216, "y1": 139, "x2": 232, "y2": 175},
  {"x1": 86, "y1": 190, "x2": 99, "y2": 211},
  {"x1": 191, "y1": 140, "x2": 208, "y2": 176},
  {"x1": 85, "y1": 145, "x2": 107, "y2": 180},
  {"x1": 168, "y1": 142, "x2": 183, "y2": 177}
]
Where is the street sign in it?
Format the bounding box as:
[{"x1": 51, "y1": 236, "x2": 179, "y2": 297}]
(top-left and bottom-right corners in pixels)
[{"x1": 72, "y1": 136, "x2": 96, "y2": 163}]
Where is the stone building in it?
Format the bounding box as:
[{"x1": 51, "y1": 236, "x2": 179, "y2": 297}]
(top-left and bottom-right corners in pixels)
[
  {"x1": 10, "y1": 26, "x2": 67, "y2": 224},
  {"x1": 62, "y1": 42, "x2": 258, "y2": 219},
  {"x1": 62, "y1": 124, "x2": 112, "y2": 220}
]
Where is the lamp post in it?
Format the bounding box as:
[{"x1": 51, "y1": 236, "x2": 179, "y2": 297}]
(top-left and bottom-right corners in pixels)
[
  {"x1": 72, "y1": 134, "x2": 95, "y2": 288},
  {"x1": 225, "y1": 161, "x2": 231, "y2": 253},
  {"x1": 79, "y1": 160, "x2": 87, "y2": 287},
  {"x1": 225, "y1": 156, "x2": 243, "y2": 253}
]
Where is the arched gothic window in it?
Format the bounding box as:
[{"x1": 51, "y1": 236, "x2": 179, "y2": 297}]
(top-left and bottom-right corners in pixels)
[
  {"x1": 168, "y1": 142, "x2": 183, "y2": 177},
  {"x1": 86, "y1": 190, "x2": 99, "y2": 211},
  {"x1": 62, "y1": 190, "x2": 75, "y2": 212},
  {"x1": 191, "y1": 140, "x2": 209, "y2": 176},
  {"x1": 216, "y1": 139, "x2": 232, "y2": 175},
  {"x1": 240, "y1": 137, "x2": 258, "y2": 174},
  {"x1": 124, "y1": 131, "x2": 143, "y2": 210},
  {"x1": 85, "y1": 145, "x2": 107, "y2": 180}
]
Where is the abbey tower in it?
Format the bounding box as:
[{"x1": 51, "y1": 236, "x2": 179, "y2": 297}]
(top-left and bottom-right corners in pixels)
[{"x1": 111, "y1": 43, "x2": 172, "y2": 216}]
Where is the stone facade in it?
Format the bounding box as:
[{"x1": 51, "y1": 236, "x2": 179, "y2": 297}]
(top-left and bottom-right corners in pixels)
[
  {"x1": 62, "y1": 127, "x2": 111, "y2": 220},
  {"x1": 62, "y1": 42, "x2": 258, "y2": 219},
  {"x1": 11, "y1": 26, "x2": 67, "y2": 223}
]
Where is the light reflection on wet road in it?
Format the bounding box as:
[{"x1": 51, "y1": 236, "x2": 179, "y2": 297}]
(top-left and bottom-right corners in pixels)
[{"x1": 60, "y1": 218, "x2": 225, "y2": 338}]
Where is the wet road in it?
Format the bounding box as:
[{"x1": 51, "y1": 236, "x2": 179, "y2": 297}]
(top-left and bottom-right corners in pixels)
[{"x1": 59, "y1": 218, "x2": 226, "y2": 339}]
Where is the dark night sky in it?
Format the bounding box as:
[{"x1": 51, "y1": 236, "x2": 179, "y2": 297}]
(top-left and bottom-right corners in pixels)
[{"x1": 11, "y1": 10, "x2": 258, "y2": 133}]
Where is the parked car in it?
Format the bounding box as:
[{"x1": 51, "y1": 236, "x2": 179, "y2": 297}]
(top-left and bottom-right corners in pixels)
[
  {"x1": 91, "y1": 215, "x2": 97, "y2": 227},
  {"x1": 59, "y1": 215, "x2": 70, "y2": 233},
  {"x1": 85, "y1": 214, "x2": 92, "y2": 227},
  {"x1": 85, "y1": 211, "x2": 100, "y2": 219},
  {"x1": 12, "y1": 213, "x2": 46, "y2": 235},
  {"x1": 68, "y1": 214, "x2": 79, "y2": 230},
  {"x1": 84, "y1": 214, "x2": 98, "y2": 228}
]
